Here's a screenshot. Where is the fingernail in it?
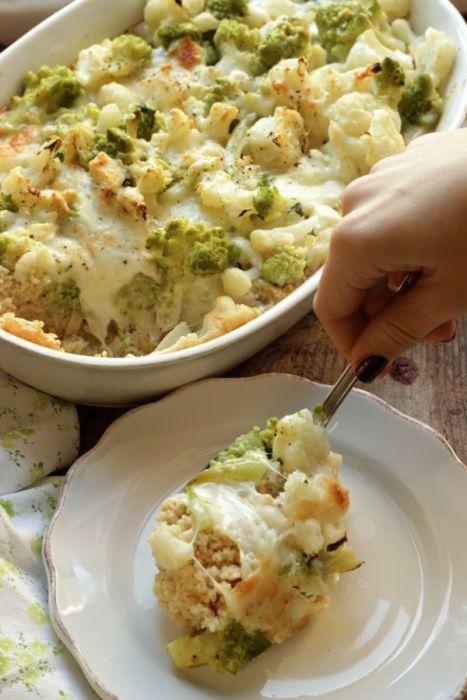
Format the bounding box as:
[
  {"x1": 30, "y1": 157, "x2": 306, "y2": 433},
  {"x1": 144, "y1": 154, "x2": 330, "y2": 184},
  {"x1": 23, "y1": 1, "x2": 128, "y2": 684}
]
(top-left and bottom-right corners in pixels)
[
  {"x1": 441, "y1": 330, "x2": 457, "y2": 343},
  {"x1": 356, "y1": 355, "x2": 389, "y2": 384}
]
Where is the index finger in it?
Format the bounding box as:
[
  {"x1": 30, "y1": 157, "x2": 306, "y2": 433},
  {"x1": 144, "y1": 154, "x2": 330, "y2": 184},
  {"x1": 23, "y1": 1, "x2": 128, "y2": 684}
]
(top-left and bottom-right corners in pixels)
[{"x1": 313, "y1": 228, "x2": 386, "y2": 358}]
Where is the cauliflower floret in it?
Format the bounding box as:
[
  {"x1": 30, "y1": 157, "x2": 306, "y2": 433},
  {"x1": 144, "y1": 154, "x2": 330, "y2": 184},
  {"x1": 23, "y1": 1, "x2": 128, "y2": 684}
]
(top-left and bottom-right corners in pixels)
[
  {"x1": 299, "y1": 65, "x2": 358, "y2": 148},
  {"x1": 273, "y1": 409, "x2": 334, "y2": 475},
  {"x1": 247, "y1": 0, "x2": 298, "y2": 24},
  {"x1": 144, "y1": 0, "x2": 191, "y2": 30},
  {"x1": 98, "y1": 82, "x2": 134, "y2": 109},
  {"x1": 291, "y1": 519, "x2": 325, "y2": 556},
  {"x1": 246, "y1": 107, "x2": 306, "y2": 171},
  {"x1": 88, "y1": 152, "x2": 126, "y2": 191},
  {"x1": 165, "y1": 108, "x2": 203, "y2": 152},
  {"x1": 97, "y1": 103, "x2": 122, "y2": 131},
  {"x1": 157, "y1": 295, "x2": 262, "y2": 352},
  {"x1": 137, "y1": 65, "x2": 189, "y2": 112},
  {"x1": 345, "y1": 29, "x2": 414, "y2": 71},
  {"x1": 203, "y1": 102, "x2": 240, "y2": 145},
  {"x1": 414, "y1": 28, "x2": 456, "y2": 90},
  {"x1": 362, "y1": 109, "x2": 405, "y2": 169},
  {"x1": 268, "y1": 56, "x2": 310, "y2": 100},
  {"x1": 281, "y1": 471, "x2": 349, "y2": 525},
  {"x1": 327, "y1": 92, "x2": 403, "y2": 179},
  {"x1": 197, "y1": 170, "x2": 256, "y2": 217},
  {"x1": 221, "y1": 267, "x2": 252, "y2": 300},
  {"x1": 76, "y1": 35, "x2": 152, "y2": 89},
  {"x1": 378, "y1": 0, "x2": 410, "y2": 19}
]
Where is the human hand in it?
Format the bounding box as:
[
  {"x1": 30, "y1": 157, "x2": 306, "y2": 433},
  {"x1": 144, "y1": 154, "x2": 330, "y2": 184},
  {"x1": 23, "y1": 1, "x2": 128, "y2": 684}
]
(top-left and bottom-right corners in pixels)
[{"x1": 313, "y1": 129, "x2": 467, "y2": 381}]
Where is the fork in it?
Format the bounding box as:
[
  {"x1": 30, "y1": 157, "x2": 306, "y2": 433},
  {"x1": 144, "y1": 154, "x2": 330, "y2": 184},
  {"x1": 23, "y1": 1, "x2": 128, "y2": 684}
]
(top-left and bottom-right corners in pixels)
[{"x1": 313, "y1": 270, "x2": 422, "y2": 427}]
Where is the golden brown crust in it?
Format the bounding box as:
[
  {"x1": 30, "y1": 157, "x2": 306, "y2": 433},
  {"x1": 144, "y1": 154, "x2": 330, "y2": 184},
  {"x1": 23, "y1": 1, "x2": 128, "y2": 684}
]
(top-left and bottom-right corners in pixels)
[{"x1": 0, "y1": 312, "x2": 63, "y2": 350}]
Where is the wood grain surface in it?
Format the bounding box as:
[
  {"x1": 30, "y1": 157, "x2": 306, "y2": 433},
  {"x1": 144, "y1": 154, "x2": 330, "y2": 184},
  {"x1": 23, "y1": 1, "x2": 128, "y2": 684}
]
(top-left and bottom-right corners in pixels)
[{"x1": 77, "y1": 311, "x2": 467, "y2": 464}]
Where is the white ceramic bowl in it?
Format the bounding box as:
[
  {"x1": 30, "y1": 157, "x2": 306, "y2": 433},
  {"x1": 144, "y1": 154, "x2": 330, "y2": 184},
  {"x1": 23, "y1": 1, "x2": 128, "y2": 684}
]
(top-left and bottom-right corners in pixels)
[{"x1": 0, "y1": 0, "x2": 467, "y2": 406}]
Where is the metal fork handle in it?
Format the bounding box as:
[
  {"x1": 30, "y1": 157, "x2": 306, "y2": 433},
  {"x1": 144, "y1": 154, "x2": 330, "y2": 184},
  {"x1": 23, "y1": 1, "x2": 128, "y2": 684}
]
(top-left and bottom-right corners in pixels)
[{"x1": 319, "y1": 364, "x2": 357, "y2": 427}]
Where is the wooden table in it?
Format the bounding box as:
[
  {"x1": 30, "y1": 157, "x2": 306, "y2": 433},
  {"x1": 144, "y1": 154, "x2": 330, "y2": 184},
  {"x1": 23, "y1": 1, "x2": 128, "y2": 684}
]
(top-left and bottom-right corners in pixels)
[{"x1": 78, "y1": 311, "x2": 467, "y2": 464}]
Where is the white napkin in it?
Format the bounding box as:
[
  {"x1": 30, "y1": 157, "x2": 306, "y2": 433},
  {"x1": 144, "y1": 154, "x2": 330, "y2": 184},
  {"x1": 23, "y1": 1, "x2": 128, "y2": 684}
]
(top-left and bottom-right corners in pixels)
[{"x1": 0, "y1": 371, "x2": 96, "y2": 698}]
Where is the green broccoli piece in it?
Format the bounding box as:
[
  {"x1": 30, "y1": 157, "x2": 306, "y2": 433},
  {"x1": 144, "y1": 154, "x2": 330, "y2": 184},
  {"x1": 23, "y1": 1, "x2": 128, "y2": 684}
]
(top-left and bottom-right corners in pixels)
[
  {"x1": 109, "y1": 34, "x2": 152, "y2": 77},
  {"x1": 206, "y1": 0, "x2": 248, "y2": 20},
  {"x1": 168, "y1": 621, "x2": 271, "y2": 674},
  {"x1": 0, "y1": 232, "x2": 33, "y2": 270},
  {"x1": 214, "y1": 18, "x2": 258, "y2": 53},
  {"x1": 126, "y1": 104, "x2": 165, "y2": 140},
  {"x1": 115, "y1": 273, "x2": 162, "y2": 321},
  {"x1": 374, "y1": 57, "x2": 405, "y2": 90},
  {"x1": 12, "y1": 65, "x2": 82, "y2": 114},
  {"x1": 0, "y1": 193, "x2": 18, "y2": 214},
  {"x1": 156, "y1": 22, "x2": 201, "y2": 49},
  {"x1": 312, "y1": 403, "x2": 327, "y2": 426},
  {"x1": 94, "y1": 127, "x2": 134, "y2": 162},
  {"x1": 252, "y1": 17, "x2": 310, "y2": 74},
  {"x1": 261, "y1": 246, "x2": 306, "y2": 287},
  {"x1": 253, "y1": 175, "x2": 278, "y2": 220},
  {"x1": 315, "y1": 2, "x2": 373, "y2": 62},
  {"x1": 201, "y1": 39, "x2": 220, "y2": 66},
  {"x1": 398, "y1": 73, "x2": 443, "y2": 129},
  {"x1": 188, "y1": 416, "x2": 278, "y2": 486},
  {"x1": 146, "y1": 219, "x2": 238, "y2": 278},
  {"x1": 214, "y1": 417, "x2": 278, "y2": 463},
  {"x1": 41, "y1": 278, "x2": 81, "y2": 311},
  {"x1": 203, "y1": 78, "x2": 237, "y2": 112}
]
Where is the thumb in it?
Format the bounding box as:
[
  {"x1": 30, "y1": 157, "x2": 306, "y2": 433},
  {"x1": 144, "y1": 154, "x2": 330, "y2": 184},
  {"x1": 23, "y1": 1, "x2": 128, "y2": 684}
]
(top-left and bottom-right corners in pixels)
[{"x1": 350, "y1": 285, "x2": 447, "y2": 374}]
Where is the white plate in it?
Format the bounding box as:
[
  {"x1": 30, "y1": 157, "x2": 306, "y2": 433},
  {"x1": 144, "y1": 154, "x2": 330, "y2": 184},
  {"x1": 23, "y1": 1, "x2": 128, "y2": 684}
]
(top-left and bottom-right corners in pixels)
[{"x1": 44, "y1": 375, "x2": 467, "y2": 700}]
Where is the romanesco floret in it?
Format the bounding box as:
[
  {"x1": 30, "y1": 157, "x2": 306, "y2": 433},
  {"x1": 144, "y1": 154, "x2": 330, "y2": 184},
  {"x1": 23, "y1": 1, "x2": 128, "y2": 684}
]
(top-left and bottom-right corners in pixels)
[
  {"x1": 213, "y1": 418, "x2": 278, "y2": 463},
  {"x1": 374, "y1": 57, "x2": 405, "y2": 90},
  {"x1": 126, "y1": 104, "x2": 165, "y2": 140},
  {"x1": 253, "y1": 175, "x2": 278, "y2": 220},
  {"x1": 115, "y1": 273, "x2": 161, "y2": 321},
  {"x1": 94, "y1": 127, "x2": 134, "y2": 162},
  {"x1": 187, "y1": 228, "x2": 239, "y2": 277},
  {"x1": 254, "y1": 17, "x2": 309, "y2": 74},
  {"x1": 203, "y1": 78, "x2": 238, "y2": 112},
  {"x1": 146, "y1": 219, "x2": 204, "y2": 262},
  {"x1": 168, "y1": 622, "x2": 271, "y2": 674},
  {"x1": 398, "y1": 73, "x2": 443, "y2": 129},
  {"x1": 206, "y1": 0, "x2": 248, "y2": 20},
  {"x1": 146, "y1": 219, "x2": 238, "y2": 278},
  {"x1": 40, "y1": 278, "x2": 81, "y2": 311},
  {"x1": 261, "y1": 246, "x2": 306, "y2": 287},
  {"x1": 156, "y1": 22, "x2": 201, "y2": 49},
  {"x1": 109, "y1": 35, "x2": 152, "y2": 77},
  {"x1": 12, "y1": 66, "x2": 83, "y2": 114},
  {"x1": 0, "y1": 194, "x2": 18, "y2": 214},
  {"x1": 214, "y1": 19, "x2": 258, "y2": 54},
  {"x1": 315, "y1": 2, "x2": 373, "y2": 62}
]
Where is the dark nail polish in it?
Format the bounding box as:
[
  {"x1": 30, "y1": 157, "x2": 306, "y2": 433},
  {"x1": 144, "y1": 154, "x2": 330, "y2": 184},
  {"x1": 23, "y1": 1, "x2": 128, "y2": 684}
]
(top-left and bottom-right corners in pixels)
[{"x1": 356, "y1": 355, "x2": 389, "y2": 384}]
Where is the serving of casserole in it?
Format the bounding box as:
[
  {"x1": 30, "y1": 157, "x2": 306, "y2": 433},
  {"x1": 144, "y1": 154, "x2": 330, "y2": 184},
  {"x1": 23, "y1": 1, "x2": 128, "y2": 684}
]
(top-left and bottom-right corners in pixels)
[{"x1": 0, "y1": 0, "x2": 458, "y2": 358}]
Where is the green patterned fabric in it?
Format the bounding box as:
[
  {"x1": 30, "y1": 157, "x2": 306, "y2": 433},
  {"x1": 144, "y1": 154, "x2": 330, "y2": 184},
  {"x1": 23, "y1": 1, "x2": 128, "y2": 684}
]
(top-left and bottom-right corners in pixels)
[{"x1": 0, "y1": 371, "x2": 96, "y2": 698}]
